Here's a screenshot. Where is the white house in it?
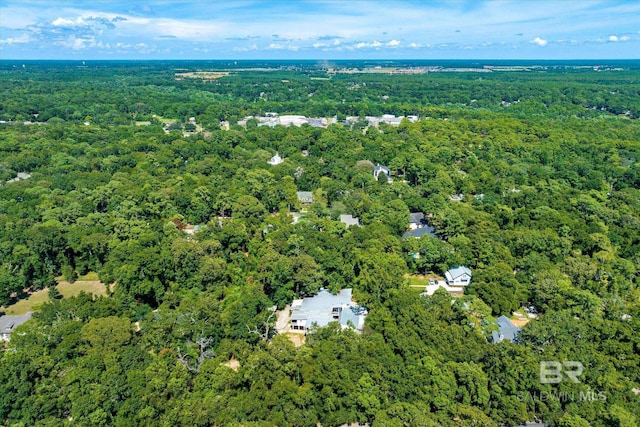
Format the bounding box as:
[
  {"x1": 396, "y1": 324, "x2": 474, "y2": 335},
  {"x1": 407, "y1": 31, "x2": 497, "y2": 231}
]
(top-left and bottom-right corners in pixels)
[
  {"x1": 408, "y1": 212, "x2": 427, "y2": 230},
  {"x1": 373, "y1": 164, "x2": 392, "y2": 182},
  {"x1": 267, "y1": 153, "x2": 284, "y2": 166},
  {"x1": 445, "y1": 266, "x2": 472, "y2": 287},
  {"x1": 290, "y1": 289, "x2": 367, "y2": 334}
]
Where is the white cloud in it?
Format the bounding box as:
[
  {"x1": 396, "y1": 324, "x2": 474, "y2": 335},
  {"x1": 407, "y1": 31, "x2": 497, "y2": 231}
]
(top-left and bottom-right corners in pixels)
[
  {"x1": 267, "y1": 42, "x2": 298, "y2": 51},
  {"x1": 607, "y1": 35, "x2": 630, "y2": 42},
  {"x1": 531, "y1": 37, "x2": 548, "y2": 47},
  {"x1": 0, "y1": 34, "x2": 30, "y2": 45},
  {"x1": 56, "y1": 35, "x2": 96, "y2": 50},
  {"x1": 53, "y1": 17, "x2": 84, "y2": 27},
  {"x1": 386, "y1": 39, "x2": 400, "y2": 47},
  {"x1": 233, "y1": 44, "x2": 258, "y2": 52}
]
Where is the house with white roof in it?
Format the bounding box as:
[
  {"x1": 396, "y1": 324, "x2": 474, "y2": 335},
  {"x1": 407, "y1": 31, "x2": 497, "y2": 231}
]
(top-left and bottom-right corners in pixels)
[
  {"x1": 445, "y1": 266, "x2": 472, "y2": 287},
  {"x1": 289, "y1": 289, "x2": 367, "y2": 334},
  {"x1": 340, "y1": 214, "x2": 360, "y2": 227},
  {"x1": 267, "y1": 153, "x2": 284, "y2": 166}
]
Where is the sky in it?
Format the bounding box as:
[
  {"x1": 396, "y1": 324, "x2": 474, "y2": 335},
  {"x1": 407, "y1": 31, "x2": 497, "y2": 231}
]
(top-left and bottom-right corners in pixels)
[{"x1": 1, "y1": 0, "x2": 639, "y2": 60}]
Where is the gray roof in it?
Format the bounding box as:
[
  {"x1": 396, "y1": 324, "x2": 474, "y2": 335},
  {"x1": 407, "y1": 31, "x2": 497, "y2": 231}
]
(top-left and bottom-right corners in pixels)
[
  {"x1": 492, "y1": 315, "x2": 521, "y2": 343},
  {"x1": 373, "y1": 164, "x2": 390, "y2": 174},
  {"x1": 409, "y1": 212, "x2": 425, "y2": 224},
  {"x1": 0, "y1": 313, "x2": 33, "y2": 336},
  {"x1": 403, "y1": 225, "x2": 437, "y2": 239},
  {"x1": 445, "y1": 266, "x2": 472, "y2": 282},
  {"x1": 296, "y1": 191, "x2": 314, "y2": 204},
  {"x1": 291, "y1": 289, "x2": 366, "y2": 330},
  {"x1": 340, "y1": 214, "x2": 360, "y2": 227}
]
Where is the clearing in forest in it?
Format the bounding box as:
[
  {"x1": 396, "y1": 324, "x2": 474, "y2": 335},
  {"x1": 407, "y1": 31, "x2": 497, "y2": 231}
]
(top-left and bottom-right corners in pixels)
[{"x1": 1, "y1": 276, "x2": 108, "y2": 315}]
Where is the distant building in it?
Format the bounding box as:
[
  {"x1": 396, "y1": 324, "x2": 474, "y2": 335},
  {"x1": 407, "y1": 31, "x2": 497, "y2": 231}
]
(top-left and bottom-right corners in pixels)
[
  {"x1": 0, "y1": 313, "x2": 32, "y2": 342},
  {"x1": 380, "y1": 114, "x2": 403, "y2": 126},
  {"x1": 183, "y1": 224, "x2": 201, "y2": 235},
  {"x1": 296, "y1": 191, "x2": 314, "y2": 204},
  {"x1": 491, "y1": 315, "x2": 521, "y2": 343},
  {"x1": 290, "y1": 212, "x2": 305, "y2": 224},
  {"x1": 340, "y1": 214, "x2": 360, "y2": 227},
  {"x1": 307, "y1": 117, "x2": 328, "y2": 128},
  {"x1": 267, "y1": 152, "x2": 284, "y2": 166},
  {"x1": 403, "y1": 226, "x2": 437, "y2": 239},
  {"x1": 290, "y1": 288, "x2": 367, "y2": 333},
  {"x1": 408, "y1": 212, "x2": 427, "y2": 230},
  {"x1": 6, "y1": 172, "x2": 31, "y2": 184},
  {"x1": 279, "y1": 115, "x2": 308, "y2": 127},
  {"x1": 445, "y1": 266, "x2": 472, "y2": 287},
  {"x1": 373, "y1": 164, "x2": 392, "y2": 182}
]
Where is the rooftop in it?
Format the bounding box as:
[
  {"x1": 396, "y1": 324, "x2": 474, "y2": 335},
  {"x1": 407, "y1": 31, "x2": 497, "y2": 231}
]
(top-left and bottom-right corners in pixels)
[
  {"x1": 445, "y1": 266, "x2": 472, "y2": 281},
  {"x1": 290, "y1": 289, "x2": 367, "y2": 332},
  {"x1": 492, "y1": 315, "x2": 521, "y2": 343},
  {"x1": 403, "y1": 226, "x2": 437, "y2": 239},
  {"x1": 340, "y1": 214, "x2": 360, "y2": 227},
  {"x1": 0, "y1": 313, "x2": 33, "y2": 340}
]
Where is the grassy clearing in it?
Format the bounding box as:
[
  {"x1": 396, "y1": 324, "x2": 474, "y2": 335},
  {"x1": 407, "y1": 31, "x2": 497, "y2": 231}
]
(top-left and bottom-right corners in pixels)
[
  {"x1": 58, "y1": 281, "x2": 107, "y2": 298},
  {"x1": 2, "y1": 278, "x2": 108, "y2": 315},
  {"x1": 406, "y1": 274, "x2": 429, "y2": 288},
  {"x1": 3, "y1": 289, "x2": 50, "y2": 315}
]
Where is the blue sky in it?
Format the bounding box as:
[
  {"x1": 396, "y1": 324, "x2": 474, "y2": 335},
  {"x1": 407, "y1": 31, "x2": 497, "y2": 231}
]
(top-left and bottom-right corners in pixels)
[{"x1": 1, "y1": 0, "x2": 639, "y2": 59}]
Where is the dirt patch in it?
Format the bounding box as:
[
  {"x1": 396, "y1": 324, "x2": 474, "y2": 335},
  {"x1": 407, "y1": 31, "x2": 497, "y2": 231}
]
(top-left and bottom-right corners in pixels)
[
  {"x1": 511, "y1": 317, "x2": 531, "y2": 327},
  {"x1": 222, "y1": 357, "x2": 240, "y2": 371},
  {"x1": 283, "y1": 332, "x2": 306, "y2": 347},
  {"x1": 175, "y1": 71, "x2": 229, "y2": 80}
]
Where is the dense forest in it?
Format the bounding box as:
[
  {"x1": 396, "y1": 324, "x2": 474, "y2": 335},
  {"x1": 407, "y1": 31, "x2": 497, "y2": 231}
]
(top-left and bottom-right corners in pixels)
[{"x1": 0, "y1": 60, "x2": 639, "y2": 426}]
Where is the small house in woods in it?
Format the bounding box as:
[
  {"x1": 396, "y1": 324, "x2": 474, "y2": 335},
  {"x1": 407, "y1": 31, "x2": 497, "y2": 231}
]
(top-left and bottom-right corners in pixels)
[
  {"x1": 408, "y1": 212, "x2": 427, "y2": 230},
  {"x1": 373, "y1": 164, "x2": 392, "y2": 182},
  {"x1": 403, "y1": 212, "x2": 438, "y2": 239},
  {"x1": 290, "y1": 289, "x2": 367, "y2": 333},
  {"x1": 267, "y1": 153, "x2": 284, "y2": 165},
  {"x1": 445, "y1": 266, "x2": 472, "y2": 287},
  {"x1": 491, "y1": 315, "x2": 521, "y2": 343},
  {"x1": 183, "y1": 224, "x2": 201, "y2": 235},
  {"x1": 506, "y1": 423, "x2": 548, "y2": 427},
  {"x1": 0, "y1": 313, "x2": 32, "y2": 342},
  {"x1": 340, "y1": 214, "x2": 360, "y2": 227},
  {"x1": 403, "y1": 227, "x2": 437, "y2": 239},
  {"x1": 296, "y1": 191, "x2": 314, "y2": 204}
]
